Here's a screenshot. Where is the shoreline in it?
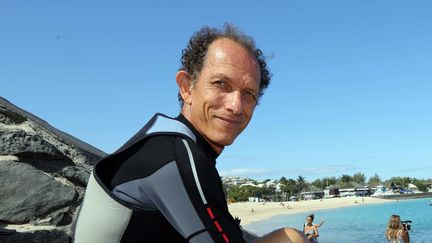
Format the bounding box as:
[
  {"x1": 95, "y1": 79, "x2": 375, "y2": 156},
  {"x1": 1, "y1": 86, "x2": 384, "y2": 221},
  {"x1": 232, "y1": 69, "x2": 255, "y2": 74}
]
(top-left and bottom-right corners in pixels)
[
  {"x1": 228, "y1": 196, "x2": 396, "y2": 226},
  {"x1": 371, "y1": 192, "x2": 432, "y2": 200}
]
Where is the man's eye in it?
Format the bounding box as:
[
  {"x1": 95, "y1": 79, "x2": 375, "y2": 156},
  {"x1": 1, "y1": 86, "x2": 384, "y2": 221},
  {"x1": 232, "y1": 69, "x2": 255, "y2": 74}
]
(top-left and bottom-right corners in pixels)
[
  {"x1": 245, "y1": 91, "x2": 257, "y2": 101},
  {"x1": 213, "y1": 80, "x2": 230, "y2": 90},
  {"x1": 214, "y1": 80, "x2": 226, "y2": 87}
]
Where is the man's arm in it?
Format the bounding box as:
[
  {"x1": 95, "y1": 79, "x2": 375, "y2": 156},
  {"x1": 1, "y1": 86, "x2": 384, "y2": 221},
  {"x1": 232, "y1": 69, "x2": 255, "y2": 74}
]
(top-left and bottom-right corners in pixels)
[{"x1": 112, "y1": 161, "x2": 216, "y2": 242}]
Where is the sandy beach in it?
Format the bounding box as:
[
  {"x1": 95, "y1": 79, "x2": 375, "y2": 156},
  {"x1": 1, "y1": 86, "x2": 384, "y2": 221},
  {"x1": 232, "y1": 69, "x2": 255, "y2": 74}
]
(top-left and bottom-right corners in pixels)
[{"x1": 228, "y1": 197, "x2": 395, "y2": 226}]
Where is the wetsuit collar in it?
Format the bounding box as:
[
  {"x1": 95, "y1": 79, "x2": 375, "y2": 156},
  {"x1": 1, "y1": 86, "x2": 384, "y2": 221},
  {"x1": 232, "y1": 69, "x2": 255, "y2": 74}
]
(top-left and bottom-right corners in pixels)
[{"x1": 176, "y1": 114, "x2": 220, "y2": 160}]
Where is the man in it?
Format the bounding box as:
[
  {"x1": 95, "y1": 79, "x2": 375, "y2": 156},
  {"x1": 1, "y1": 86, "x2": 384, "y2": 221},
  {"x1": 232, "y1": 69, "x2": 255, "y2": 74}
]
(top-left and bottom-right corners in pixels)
[{"x1": 74, "y1": 24, "x2": 307, "y2": 243}]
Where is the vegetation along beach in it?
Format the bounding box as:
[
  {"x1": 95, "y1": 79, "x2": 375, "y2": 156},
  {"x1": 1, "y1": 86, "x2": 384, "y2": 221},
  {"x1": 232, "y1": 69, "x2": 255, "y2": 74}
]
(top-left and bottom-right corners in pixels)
[{"x1": 224, "y1": 174, "x2": 432, "y2": 226}]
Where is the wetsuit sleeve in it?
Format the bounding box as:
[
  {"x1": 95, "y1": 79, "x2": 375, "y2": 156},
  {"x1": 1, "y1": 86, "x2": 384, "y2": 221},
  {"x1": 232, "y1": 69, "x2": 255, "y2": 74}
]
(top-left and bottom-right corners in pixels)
[{"x1": 112, "y1": 161, "x2": 214, "y2": 242}]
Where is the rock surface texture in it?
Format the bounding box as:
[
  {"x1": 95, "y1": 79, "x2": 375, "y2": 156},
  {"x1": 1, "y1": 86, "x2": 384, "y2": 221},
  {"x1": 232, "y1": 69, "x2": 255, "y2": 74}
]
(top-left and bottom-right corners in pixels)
[{"x1": 0, "y1": 97, "x2": 106, "y2": 243}]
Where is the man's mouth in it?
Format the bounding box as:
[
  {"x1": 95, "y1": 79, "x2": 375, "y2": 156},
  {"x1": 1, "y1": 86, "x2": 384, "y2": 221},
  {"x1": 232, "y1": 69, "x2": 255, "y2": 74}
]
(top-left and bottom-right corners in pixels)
[{"x1": 215, "y1": 116, "x2": 243, "y2": 126}]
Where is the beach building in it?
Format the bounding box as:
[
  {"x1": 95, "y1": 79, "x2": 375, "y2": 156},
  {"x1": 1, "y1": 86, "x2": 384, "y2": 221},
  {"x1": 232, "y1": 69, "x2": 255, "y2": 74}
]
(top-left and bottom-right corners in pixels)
[
  {"x1": 371, "y1": 185, "x2": 399, "y2": 197},
  {"x1": 248, "y1": 197, "x2": 264, "y2": 202},
  {"x1": 386, "y1": 182, "x2": 414, "y2": 194},
  {"x1": 221, "y1": 176, "x2": 256, "y2": 186},
  {"x1": 299, "y1": 185, "x2": 324, "y2": 200},
  {"x1": 240, "y1": 182, "x2": 260, "y2": 188},
  {"x1": 264, "y1": 180, "x2": 277, "y2": 187},
  {"x1": 407, "y1": 183, "x2": 421, "y2": 193},
  {"x1": 324, "y1": 186, "x2": 340, "y2": 198},
  {"x1": 339, "y1": 182, "x2": 372, "y2": 197},
  {"x1": 424, "y1": 180, "x2": 432, "y2": 192}
]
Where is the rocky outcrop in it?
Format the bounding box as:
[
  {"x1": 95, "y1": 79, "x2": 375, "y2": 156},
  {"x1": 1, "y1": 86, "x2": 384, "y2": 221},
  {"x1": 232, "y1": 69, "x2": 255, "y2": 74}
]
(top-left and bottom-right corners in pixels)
[
  {"x1": 0, "y1": 229, "x2": 71, "y2": 243},
  {"x1": 0, "y1": 98, "x2": 105, "y2": 169},
  {"x1": 0, "y1": 97, "x2": 106, "y2": 242},
  {"x1": 0, "y1": 161, "x2": 77, "y2": 223}
]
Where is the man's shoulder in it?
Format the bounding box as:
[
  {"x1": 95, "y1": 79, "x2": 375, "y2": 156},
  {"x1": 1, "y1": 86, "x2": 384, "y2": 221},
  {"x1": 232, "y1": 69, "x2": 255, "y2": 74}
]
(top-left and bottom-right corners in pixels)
[
  {"x1": 117, "y1": 134, "x2": 181, "y2": 168},
  {"x1": 107, "y1": 134, "x2": 183, "y2": 187},
  {"x1": 115, "y1": 113, "x2": 196, "y2": 154},
  {"x1": 95, "y1": 113, "x2": 199, "y2": 186}
]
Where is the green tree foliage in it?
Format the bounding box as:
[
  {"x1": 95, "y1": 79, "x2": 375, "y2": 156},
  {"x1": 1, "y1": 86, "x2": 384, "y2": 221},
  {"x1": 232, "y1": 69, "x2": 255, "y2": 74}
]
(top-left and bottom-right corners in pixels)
[
  {"x1": 340, "y1": 174, "x2": 352, "y2": 183},
  {"x1": 227, "y1": 185, "x2": 274, "y2": 202},
  {"x1": 279, "y1": 176, "x2": 288, "y2": 185},
  {"x1": 352, "y1": 172, "x2": 366, "y2": 184},
  {"x1": 285, "y1": 178, "x2": 297, "y2": 196},
  {"x1": 297, "y1": 176, "x2": 307, "y2": 193},
  {"x1": 412, "y1": 178, "x2": 428, "y2": 192},
  {"x1": 322, "y1": 176, "x2": 337, "y2": 187},
  {"x1": 311, "y1": 179, "x2": 323, "y2": 189},
  {"x1": 226, "y1": 185, "x2": 249, "y2": 202},
  {"x1": 387, "y1": 177, "x2": 412, "y2": 187},
  {"x1": 368, "y1": 173, "x2": 382, "y2": 187}
]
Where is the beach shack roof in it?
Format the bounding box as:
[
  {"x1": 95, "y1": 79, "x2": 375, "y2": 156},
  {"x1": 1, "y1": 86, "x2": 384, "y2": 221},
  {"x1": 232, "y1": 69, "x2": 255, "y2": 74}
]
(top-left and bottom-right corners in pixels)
[
  {"x1": 340, "y1": 182, "x2": 368, "y2": 190},
  {"x1": 367, "y1": 181, "x2": 382, "y2": 188},
  {"x1": 302, "y1": 185, "x2": 323, "y2": 193},
  {"x1": 325, "y1": 185, "x2": 340, "y2": 190}
]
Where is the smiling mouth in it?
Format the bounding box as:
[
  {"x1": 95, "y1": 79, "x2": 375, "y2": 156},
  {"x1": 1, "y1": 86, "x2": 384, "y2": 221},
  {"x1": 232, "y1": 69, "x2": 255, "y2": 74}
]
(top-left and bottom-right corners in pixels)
[{"x1": 215, "y1": 116, "x2": 243, "y2": 125}]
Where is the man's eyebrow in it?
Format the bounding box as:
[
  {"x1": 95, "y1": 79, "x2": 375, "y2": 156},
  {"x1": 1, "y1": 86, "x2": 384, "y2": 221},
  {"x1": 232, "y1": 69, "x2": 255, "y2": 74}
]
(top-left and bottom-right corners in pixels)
[{"x1": 212, "y1": 73, "x2": 230, "y2": 80}]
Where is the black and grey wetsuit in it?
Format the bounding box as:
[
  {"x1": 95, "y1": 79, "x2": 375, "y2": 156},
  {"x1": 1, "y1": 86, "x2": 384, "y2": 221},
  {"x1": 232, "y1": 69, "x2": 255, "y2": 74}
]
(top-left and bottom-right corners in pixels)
[{"x1": 74, "y1": 113, "x2": 245, "y2": 243}]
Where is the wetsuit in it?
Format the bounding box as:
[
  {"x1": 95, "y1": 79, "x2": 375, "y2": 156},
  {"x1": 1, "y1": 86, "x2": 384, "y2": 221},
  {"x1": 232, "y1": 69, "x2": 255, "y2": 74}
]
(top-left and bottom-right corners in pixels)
[{"x1": 74, "y1": 113, "x2": 245, "y2": 243}]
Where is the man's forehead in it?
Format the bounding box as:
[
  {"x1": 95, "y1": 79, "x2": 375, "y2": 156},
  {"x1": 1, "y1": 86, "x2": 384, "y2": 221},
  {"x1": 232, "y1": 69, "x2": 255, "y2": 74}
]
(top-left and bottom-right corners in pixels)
[
  {"x1": 208, "y1": 38, "x2": 254, "y2": 60},
  {"x1": 206, "y1": 38, "x2": 260, "y2": 77}
]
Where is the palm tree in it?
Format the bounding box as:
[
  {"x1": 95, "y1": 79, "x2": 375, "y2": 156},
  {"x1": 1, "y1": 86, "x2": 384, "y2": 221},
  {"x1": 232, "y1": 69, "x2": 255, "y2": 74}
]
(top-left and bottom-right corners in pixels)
[{"x1": 297, "y1": 175, "x2": 307, "y2": 193}]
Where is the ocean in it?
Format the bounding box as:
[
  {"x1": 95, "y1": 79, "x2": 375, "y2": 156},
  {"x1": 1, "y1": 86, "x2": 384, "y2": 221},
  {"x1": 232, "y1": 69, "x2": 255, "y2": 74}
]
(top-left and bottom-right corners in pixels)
[{"x1": 245, "y1": 197, "x2": 431, "y2": 243}]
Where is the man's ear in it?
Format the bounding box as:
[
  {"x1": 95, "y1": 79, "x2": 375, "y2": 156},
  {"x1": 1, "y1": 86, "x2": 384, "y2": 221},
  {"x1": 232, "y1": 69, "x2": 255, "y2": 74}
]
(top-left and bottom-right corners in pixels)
[{"x1": 176, "y1": 71, "x2": 193, "y2": 105}]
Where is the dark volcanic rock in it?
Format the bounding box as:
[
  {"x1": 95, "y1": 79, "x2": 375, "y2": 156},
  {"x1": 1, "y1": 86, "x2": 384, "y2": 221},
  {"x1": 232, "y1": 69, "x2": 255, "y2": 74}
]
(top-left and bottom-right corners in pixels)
[
  {"x1": 0, "y1": 97, "x2": 109, "y2": 241},
  {"x1": 0, "y1": 161, "x2": 77, "y2": 223},
  {"x1": 0, "y1": 107, "x2": 26, "y2": 125},
  {"x1": 0, "y1": 130, "x2": 71, "y2": 162},
  {"x1": 0, "y1": 97, "x2": 106, "y2": 167},
  {"x1": 61, "y1": 166, "x2": 90, "y2": 186},
  {"x1": 0, "y1": 229, "x2": 71, "y2": 243}
]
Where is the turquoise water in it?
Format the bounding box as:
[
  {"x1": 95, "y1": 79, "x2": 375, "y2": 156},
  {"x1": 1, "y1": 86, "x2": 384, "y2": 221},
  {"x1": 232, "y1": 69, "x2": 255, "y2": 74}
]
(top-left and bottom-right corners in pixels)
[{"x1": 245, "y1": 197, "x2": 431, "y2": 243}]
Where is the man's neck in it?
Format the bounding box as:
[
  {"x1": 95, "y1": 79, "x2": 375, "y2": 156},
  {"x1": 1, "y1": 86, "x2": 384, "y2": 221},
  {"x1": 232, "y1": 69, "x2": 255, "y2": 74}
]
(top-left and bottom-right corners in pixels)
[{"x1": 180, "y1": 110, "x2": 224, "y2": 154}]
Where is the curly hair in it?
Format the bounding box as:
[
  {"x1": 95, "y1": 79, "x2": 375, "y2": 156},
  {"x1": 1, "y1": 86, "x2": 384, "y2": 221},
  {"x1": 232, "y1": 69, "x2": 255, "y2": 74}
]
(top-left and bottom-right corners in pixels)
[{"x1": 178, "y1": 23, "x2": 272, "y2": 106}]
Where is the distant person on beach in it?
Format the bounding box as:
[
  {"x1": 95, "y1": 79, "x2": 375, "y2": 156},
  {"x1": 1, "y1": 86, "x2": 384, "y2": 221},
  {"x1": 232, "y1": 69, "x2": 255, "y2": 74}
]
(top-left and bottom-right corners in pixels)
[
  {"x1": 74, "y1": 23, "x2": 308, "y2": 243},
  {"x1": 303, "y1": 215, "x2": 325, "y2": 228},
  {"x1": 303, "y1": 214, "x2": 319, "y2": 243},
  {"x1": 386, "y1": 215, "x2": 410, "y2": 243}
]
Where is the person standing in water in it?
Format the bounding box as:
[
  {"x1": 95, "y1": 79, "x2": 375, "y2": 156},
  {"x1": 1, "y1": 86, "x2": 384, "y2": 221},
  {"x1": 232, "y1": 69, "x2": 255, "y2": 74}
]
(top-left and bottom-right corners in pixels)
[{"x1": 303, "y1": 214, "x2": 319, "y2": 243}]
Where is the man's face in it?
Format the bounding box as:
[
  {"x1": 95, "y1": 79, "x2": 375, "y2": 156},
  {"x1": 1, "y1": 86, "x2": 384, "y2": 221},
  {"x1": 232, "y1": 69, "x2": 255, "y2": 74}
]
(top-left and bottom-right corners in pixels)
[{"x1": 184, "y1": 38, "x2": 261, "y2": 153}]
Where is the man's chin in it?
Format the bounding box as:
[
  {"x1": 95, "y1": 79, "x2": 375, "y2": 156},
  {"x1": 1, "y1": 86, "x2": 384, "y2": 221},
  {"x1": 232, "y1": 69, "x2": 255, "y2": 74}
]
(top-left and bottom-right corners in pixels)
[{"x1": 214, "y1": 136, "x2": 237, "y2": 147}]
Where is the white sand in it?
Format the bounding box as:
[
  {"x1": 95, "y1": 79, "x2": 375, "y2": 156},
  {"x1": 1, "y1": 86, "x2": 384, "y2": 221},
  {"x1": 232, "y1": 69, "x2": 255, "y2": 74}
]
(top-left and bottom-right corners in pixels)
[{"x1": 228, "y1": 197, "x2": 395, "y2": 226}]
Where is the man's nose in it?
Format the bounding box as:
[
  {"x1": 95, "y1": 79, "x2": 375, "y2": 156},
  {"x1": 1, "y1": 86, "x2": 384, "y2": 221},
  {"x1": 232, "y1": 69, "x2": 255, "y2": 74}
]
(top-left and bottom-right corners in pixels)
[{"x1": 226, "y1": 91, "x2": 243, "y2": 115}]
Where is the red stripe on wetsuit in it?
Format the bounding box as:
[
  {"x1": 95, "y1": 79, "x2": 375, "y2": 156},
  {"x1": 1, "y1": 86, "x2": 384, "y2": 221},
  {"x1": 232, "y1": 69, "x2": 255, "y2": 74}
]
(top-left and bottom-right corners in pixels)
[{"x1": 206, "y1": 207, "x2": 230, "y2": 243}]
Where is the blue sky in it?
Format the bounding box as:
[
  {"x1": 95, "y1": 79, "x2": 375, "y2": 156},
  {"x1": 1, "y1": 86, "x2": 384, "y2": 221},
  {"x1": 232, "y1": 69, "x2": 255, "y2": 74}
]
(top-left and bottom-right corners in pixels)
[{"x1": 2, "y1": 1, "x2": 431, "y2": 182}]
